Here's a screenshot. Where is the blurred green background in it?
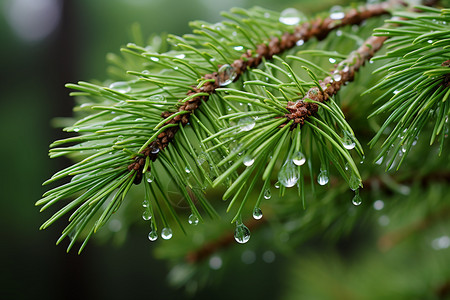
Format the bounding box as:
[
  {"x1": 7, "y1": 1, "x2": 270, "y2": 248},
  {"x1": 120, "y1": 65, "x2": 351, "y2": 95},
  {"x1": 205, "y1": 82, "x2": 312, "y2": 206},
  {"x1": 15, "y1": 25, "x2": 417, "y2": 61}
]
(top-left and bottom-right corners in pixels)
[{"x1": 0, "y1": 0, "x2": 349, "y2": 299}]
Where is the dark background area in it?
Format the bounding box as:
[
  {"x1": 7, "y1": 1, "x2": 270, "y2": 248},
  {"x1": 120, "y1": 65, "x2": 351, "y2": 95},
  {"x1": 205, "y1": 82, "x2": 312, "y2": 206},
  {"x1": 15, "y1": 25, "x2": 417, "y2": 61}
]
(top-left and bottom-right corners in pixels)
[{"x1": 0, "y1": 0, "x2": 347, "y2": 299}]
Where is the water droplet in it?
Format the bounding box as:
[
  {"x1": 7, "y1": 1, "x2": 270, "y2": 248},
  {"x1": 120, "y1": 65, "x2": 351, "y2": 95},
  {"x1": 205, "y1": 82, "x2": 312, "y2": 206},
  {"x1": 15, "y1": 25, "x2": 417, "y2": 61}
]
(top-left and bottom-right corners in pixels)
[
  {"x1": 375, "y1": 156, "x2": 383, "y2": 165},
  {"x1": 146, "y1": 173, "x2": 154, "y2": 183},
  {"x1": 161, "y1": 227, "x2": 173, "y2": 240},
  {"x1": 188, "y1": 214, "x2": 199, "y2": 225},
  {"x1": 142, "y1": 199, "x2": 149, "y2": 207},
  {"x1": 264, "y1": 12, "x2": 270, "y2": 18},
  {"x1": 233, "y1": 45, "x2": 244, "y2": 51},
  {"x1": 185, "y1": 166, "x2": 191, "y2": 173},
  {"x1": 243, "y1": 155, "x2": 255, "y2": 167},
  {"x1": 336, "y1": 30, "x2": 342, "y2": 37},
  {"x1": 296, "y1": 39, "x2": 304, "y2": 46},
  {"x1": 333, "y1": 72, "x2": 342, "y2": 82},
  {"x1": 253, "y1": 207, "x2": 263, "y2": 220},
  {"x1": 150, "y1": 56, "x2": 159, "y2": 62},
  {"x1": 349, "y1": 172, "x2": 360, "y2": 191},
  {"x1": 234, "y1": 223, "x2": 251, "y2": 244},
  {"x1": 292, "y1": 151, "x2": 306, "y2": 166},
  {"x1": 329, "y1": 58, "x2": 336, "y2": 63},
  {"x1": 142, "y1": 209, "x2": 152, "y2": 221},
  {"x1": 148, "y1": 230, "x2": 158, "y2": 241},
  {"x1": 317, "y1": 170, "x2": 329, "y2": 185},
  {"x1": 279, "y1": 8, "x2": 305, "y2": 25},
  {"x1": 264, "y1": 189, "x2": 271, "y2": 200},
  {"x1": 151, "y1": 148, "x2": 160, "y2": 154},
  {"x1": 142, "y1": 70, "x2": 150, "y2": 75},
  {"x1": 278, "y1": 160, "x2": 299, "y2": 188},
  {"x1": 175, "y1": 54, "x2": 185, "y2": 59},
  {"x1": 274, "y1": 181, "x2": 280, "y2": 189},
  {"x1": 238, "y1": 117, "x2": 256, "y2": 131},
  {"x1": 330, "y1": 6, "x2": 345, "y2": 20},
  {"x1": 352, "y1": 192, "x2": 362, "y2": 206},
  {"x1": 135, "y1": 118, "x2": 144, "y2": 122},
  {"x1": 109, "y1": 81, "x2": 131, "y2": 93},
  {"x1": 218, "y1": 64, "x2": 237, "y2": 86},
  {"x1": 373, "y1": 200, "x2": 384, "y2": 211},
  {"x1": 73, "y1": 127, "x2": 80, "y2": 132},
  {"x1": 428, "y1": 40, "x2": 433, "y2": 44},
  {"x1": 342, "y1": 131, "x2": 356, "y2": 150},
  {"x1": 149, "y1": 94, "x2": 166, "y2": 103}
]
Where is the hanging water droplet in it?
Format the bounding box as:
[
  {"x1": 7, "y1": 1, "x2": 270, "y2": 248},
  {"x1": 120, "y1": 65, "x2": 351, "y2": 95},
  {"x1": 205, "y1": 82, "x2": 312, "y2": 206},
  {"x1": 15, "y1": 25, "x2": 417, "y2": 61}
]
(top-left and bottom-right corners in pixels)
[
  {"x1": 292, "y1": 151, "x2": 306, "y2": 166},
  {"x1": 278, "y1": 160, "x2": 299, "y2": 188},
  {"x1": 375, "y1": 156, "x2": 383, "y2": 165},
  {"x1": 109, "y1": 81, "x2": 131, "y2": 93},
  {"x1": 175, "y1": 53, "x2": 185, "y2": 59},
  {"x1": 142, "y1": 209, "x2": 152, "y2": 221},
  {"x1": 73, "y1": 127, "x2": 80, "y2": 132},
  {"x1": 233, "y1": 45, "x2": 244, "y2": 51},
  {"x1": 253, "y1": 207, "x2": 263, "y2": 220},
  {"x1": 329, "y1": 58, "x2": 336, "y2": 64},
  {"x1": 234, "y1": 223, "x2": 251, "y2": 244},
  {"x1": 274, "y1": 181, "x2": 280, "y2": 189},
  {"x1": 161, "y1": 227, "x2": 173, "y2": 240},
  {"x1": 330, "y1": 6, "x2": 345, "y2": 20},
  {"x1": 150, "y1": 56, "x2": 159, "y2": 62},
  {"x1": 349, "y1": 172, "x2": 360, "y2": 191},
  {"x1": 342, "y1": 131, "x2": 356, "y2": 150},
  {"x1": 352, "y1": 192, "x2": 362, "y2": 206},
  {"x1": 238, "y1": 117, "x2": 256, "y2": 131},
  {"x1": 146, "y1": 173, "x2": 154, "y2": 183},
  {"x1": 279, "y1": 8, "x2": 305, "y2": 25},
  {"x1": 151, "y1": 147, "x2": 160, "y2": 154},
  {"x1": 243, "y1": 154, "x2": 255, "y2": 167},
  {"x1": 344, "y1": 162, "x2": 349, "y2": 171},
  {"x1": 188, "y1": 214, "x2": 199, "y2": 225},
  {"x1": 333, "y1": 72, "x2": 342, "y2": 82},
  {"x1": 218, "y1": 64, "x2": 237, "y2": 86},
  {"x1": 148, "y1": 230, "x2": 158, "y2": 241},
  {"x1": 317, "y1": 170, "x2": 329, "y2": 185},
  {"x1": 264, "y1": 189, "x2": 271, "y2": 200},
  {"x1": 185, "y1": 166, "x2": 191, "y2": 173},
  {"x1": 142, "y1": 199, "x2": 149, "y2": 207}
]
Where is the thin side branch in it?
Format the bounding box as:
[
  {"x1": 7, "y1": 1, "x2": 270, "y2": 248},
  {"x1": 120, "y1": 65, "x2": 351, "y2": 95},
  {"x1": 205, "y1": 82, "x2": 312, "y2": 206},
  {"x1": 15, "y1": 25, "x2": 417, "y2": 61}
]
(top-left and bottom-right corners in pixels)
[{"x1": 284, "y1": 35, "x2": 388, "y2": 128}]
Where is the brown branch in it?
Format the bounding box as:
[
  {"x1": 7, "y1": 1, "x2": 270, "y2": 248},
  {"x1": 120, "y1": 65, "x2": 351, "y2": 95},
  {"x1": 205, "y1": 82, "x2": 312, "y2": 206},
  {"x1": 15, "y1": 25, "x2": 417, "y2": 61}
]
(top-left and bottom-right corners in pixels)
[
  {"x1": 284, "y1": 34, "x2": 388, "y2": 128},
  {"x1": 128, "y1": 2, "x2": 398, "y2": 184}
]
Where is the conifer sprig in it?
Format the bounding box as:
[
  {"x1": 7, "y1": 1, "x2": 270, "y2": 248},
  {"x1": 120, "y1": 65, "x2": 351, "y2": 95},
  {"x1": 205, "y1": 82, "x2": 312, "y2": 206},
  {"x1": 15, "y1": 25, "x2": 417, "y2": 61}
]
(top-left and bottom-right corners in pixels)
[{"x1": 38, "y1": 1, "x2": 407, "y2": 251}]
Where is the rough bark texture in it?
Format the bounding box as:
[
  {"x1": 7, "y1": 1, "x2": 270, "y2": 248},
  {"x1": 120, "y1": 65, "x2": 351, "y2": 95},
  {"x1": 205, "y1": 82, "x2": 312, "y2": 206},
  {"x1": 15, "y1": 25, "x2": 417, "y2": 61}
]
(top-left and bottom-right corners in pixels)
[{"x1": 284, "y1": 35, "x2": 388, "y2": 129}]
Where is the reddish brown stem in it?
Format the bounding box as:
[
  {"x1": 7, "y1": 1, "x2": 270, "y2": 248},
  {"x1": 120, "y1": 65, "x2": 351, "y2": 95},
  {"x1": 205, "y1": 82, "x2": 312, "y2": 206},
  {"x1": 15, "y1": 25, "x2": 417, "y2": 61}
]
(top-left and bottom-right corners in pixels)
[{"x1": 284, "y1": 35, "x2": 388, "y2": 128}]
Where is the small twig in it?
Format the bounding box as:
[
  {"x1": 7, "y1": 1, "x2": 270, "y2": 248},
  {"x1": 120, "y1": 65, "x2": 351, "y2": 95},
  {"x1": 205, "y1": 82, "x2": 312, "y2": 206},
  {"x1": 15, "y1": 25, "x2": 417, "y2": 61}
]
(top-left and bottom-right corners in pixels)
[{"x1": 284, "y1": 35, "x2": 388, "y2": 128}]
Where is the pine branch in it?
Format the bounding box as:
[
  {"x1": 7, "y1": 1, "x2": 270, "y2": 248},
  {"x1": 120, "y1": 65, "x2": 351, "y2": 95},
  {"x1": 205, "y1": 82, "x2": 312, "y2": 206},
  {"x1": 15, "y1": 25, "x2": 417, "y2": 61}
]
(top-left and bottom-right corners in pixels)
[{"x1": 128, "y1": 1, "x2": 396, "y2": 183}]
